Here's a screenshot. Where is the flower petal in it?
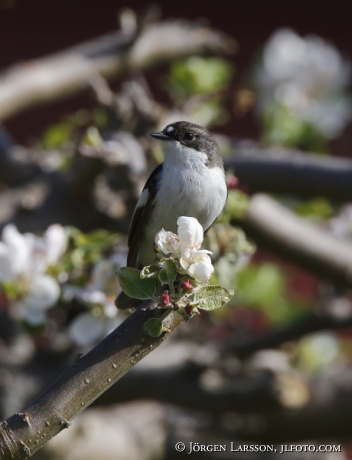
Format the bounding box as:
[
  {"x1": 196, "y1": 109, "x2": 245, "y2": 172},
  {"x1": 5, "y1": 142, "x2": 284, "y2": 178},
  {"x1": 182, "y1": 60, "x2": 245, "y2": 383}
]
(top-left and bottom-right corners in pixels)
[
  {"x1": 21, "y1": 275, "x2": 60, "y2": 311},
  {"x1": 25, "y1": 234, "x2": 47, "y2": 275},
  {"x1": 62, "y1": 285, "x2": 106, "y2": 306},
  {"x1": 44, "y1": 224, "x2": 67, "y2": 266},
  {"x1": 69, "y1": 312, "x2": 104, "y2": 346},
  {"x1": 0, "y1": 242, "x2": 15, "y2": 281},
  {"x1": 103, "y1": 301, "x2": 118, "y2": 318},
  {"x1": 188, "y1": 259, "x2": 214, "y2": 282},
  {"x1": 180, "y1": 248, "x2": 212, "y2": 271},
  {"x1": 177, "y1": 216, "x2": 203, "y2": 250},
  {"x1": 155, "y1": 229, "x2": 180, "y2": 255},
  {"x1": 19, "y1": 308, "x2": 46, "y2": 325},
  {"x1": 2, "y1": 225, "x2": 31, "y2": 276}
]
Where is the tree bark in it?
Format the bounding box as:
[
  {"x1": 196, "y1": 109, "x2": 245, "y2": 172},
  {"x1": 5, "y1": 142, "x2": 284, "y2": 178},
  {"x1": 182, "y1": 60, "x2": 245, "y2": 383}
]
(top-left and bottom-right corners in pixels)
[
  {"x1": 225, "y1": 144, "x2": 352, "y2": 202},
  {"x1": 0, "y1": 20, "x2": 236, "y2": 121},
  {"x1": 0, "y1": 302, "x2": 184, "y2": 459},
  {"x1": 237, "y1": 194, "x2": 352, "y2": 287}
]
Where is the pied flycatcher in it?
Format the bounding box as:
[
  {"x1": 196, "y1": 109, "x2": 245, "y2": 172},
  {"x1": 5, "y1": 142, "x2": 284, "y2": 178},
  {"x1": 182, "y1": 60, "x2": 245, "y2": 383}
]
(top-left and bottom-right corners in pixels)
[{"x1": 116, "y1": 121, "x2": 227, "y2": 308}]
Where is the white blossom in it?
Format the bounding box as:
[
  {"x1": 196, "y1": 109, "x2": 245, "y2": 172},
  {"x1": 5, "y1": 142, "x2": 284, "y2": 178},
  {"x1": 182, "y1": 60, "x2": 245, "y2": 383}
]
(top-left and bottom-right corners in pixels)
[
  {"x1": 68, "y1": 312, "x2": 105, "y2": 347},
  {"x1": 155, "y1": 216, "x2": 214, "y2": 282},
  {"x1": 63, "y1": 257, "x2": 120, "y2": 310},
  {"x1": 0, "y1": 225, "x2": 30, "y2": 280},
  {"x1": 18, "y1": 275, "x2": 60, "y2": 325},
  {"x1": 44, "y1": 224, "x2": 67, "y2": 266},
  {"x1": 155, "y1": 229, "x2": 180, "y2": 255},
  {"x1": 255, "y1": 28, "x2": 352, "y2": 138},
  {"x1": 68, "y1": 311, "x2": 121, "y2": 347},
  {"x1": 0, "y1": 242, "x2": 16, "y2": 281},
  {"x1": 64, "y1": 256, "x2": 123, "y2": 346},
  {"x1": 0, "y1": 224, "x2": 66, "y2": 324},
  {"x1": 177, "y1": 216, "x2": 203, "y2": 250},
  {"x1": 187, "y1": 252, "x2": 214, "y2": 282}
]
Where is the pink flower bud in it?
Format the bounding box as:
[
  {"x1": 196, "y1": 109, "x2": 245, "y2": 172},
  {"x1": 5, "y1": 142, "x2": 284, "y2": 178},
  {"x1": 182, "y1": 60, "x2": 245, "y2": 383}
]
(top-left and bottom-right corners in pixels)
[
  {"x1": 227, "y1": 175, "x2": 239, "y2": 189},
  {"x1": 160, "y1": 292, "x2": 171, "y2": 306},
  {"x1": 180, "y1": 280, "x2": 194, "y2": 292}
]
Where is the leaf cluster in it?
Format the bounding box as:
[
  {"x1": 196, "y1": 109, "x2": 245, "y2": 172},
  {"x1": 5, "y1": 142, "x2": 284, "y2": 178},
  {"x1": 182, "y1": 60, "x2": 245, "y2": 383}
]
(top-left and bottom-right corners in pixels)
[{"x1": 117, "y1": 257, "x2": 233, "y2": 337}]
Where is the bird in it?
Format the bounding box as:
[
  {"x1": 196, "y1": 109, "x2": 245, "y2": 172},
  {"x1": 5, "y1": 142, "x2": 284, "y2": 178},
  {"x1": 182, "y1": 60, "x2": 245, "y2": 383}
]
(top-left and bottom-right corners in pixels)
[{"x1": 116, "y1": 121, "x2": 228, "y2": 308}]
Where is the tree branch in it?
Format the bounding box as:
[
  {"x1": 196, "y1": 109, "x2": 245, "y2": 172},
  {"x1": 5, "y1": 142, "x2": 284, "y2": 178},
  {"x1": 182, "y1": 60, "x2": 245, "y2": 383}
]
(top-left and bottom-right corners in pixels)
[
  {"x1": 97, "y1": 363, "x2": 281, "y2": 414},
  {"x1": 0, "y1": 127, "x2": 41, "y2": 187},
  {"x1": 225, "y1": 143, "x2": 352, "y2": 202},
  {"x1": 0, "y1": 302, "x2": 184, "y2": 459},
  {"x1": 236, "y1": 194, "x2": 352, "y2": 287},
  {"x1": 224, "y1": 372, "x2": 352, "y2": 442},
  {"x1": 226, "y1": 307, "x2": 352, "y2": 358},
  {"x1": 0, "y1": 19, "x2": 236, "y2": 121}
]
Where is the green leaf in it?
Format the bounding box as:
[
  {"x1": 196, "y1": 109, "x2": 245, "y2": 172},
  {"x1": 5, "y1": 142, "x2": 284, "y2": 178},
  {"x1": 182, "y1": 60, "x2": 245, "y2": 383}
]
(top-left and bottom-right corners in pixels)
[
  {"x1": 42, "y1": 122, "x2": 72, "y2": 149},
  {"x1": 222, "y1": 190, "x2": 250, "y2": 222},
  {"x1": 169, "y1": 57, "x2": 232, "y2": 97},
  {"x1": 194, "y1": 285, "x2": 234, "y2": 310},
  {"x1": 262, "y1": 103, "x2": 327, "y2": 152},
  {"x1": 141, "y1": 264, "x2": 160, "y2": 279},
  {"x1": 117, "y1": 267, "x2": 156, "y2": 300},
  {"x1": 1, "y1": 282, "x2": 18, "y2": 300},
  {"x1": 143, "y1": 318, "x2": 164, "y2": 337},
  {"x1": 235, "y1": 262, "x2": 305, "y2": 324},
  {"x1": 293, "y1": 197, "x2": 334, "y2": 222},
  {"x1": 158, "y1": 259, "x2": 177, "y2": 287}
]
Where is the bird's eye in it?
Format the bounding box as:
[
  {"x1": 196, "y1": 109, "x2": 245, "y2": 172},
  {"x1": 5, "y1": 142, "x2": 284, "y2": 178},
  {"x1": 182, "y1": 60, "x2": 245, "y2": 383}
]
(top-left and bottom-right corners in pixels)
[{"x1": 184, "y1": 132, "x2": 193, "y2": 141}]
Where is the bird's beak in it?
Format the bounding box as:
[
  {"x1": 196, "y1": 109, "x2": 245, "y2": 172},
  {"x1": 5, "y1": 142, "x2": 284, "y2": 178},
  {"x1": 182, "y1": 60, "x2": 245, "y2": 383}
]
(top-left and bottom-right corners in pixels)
[{"x1": 150, "y1": 132, "x2": 171, "y2": 141}]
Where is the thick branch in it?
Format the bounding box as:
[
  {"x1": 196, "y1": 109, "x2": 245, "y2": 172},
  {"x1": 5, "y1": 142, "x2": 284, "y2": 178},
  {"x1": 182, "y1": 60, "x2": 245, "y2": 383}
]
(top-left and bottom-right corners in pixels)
[
  {"x1": 0, "y1": 20, "x2": 236, "y2": 121},
  {"x1": 97, "y1": 364, "x2": 281, "y2": 414},
  {"x1": 225, "y1": 394, "x2": 352, "y2": 443},
  {"x1": 225, "y1": 144, "x2": 352, "y2": 202},
  {"x1": 236, "y1": 194, "x2": 352, "y2": 287},
  {"x1": 226, "y1": 308, "x2": 352, "y2": 358},
  {"x1": 0, "y1": 302, "x2": 184, "y2": 459}
]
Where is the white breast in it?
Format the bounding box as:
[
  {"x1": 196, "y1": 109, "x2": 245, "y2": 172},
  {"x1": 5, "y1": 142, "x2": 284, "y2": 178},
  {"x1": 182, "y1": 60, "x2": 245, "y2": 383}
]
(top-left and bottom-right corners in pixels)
[{"x1": 138, "y1": 141, "x2": 227, "y2": 266}]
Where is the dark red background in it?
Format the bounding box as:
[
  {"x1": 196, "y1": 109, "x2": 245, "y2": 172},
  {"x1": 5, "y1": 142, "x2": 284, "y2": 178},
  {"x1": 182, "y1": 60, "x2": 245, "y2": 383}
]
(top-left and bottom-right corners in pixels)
[{"x1": 1, "y1": 0, "x2": 352, "y2": 143}]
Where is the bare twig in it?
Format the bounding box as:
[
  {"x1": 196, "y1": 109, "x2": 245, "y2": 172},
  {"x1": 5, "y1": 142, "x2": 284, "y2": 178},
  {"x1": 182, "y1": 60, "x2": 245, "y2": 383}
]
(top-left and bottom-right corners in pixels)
[
  {"x1": 0, "y1": 19, "x2": 236, "y2": 121},
  {"x1": 0, "y1": 301, "x2": 184, "y2": 459},
  {"x1": 224, "y1": 143, "x2": 352, "y2": 202},
  {"x1": 236, "y1": 194, "x2": 352, "y2": 287}
]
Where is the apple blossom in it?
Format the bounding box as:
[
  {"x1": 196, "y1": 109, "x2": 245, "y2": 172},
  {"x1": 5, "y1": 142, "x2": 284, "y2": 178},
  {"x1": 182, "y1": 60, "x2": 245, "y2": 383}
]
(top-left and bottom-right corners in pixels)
[
  {"x1": 118, "y1": 216, "x2": 234, "y2": 326},
  {"x1": 155, "y1": 229, "x2": 180, "y2": 255},
  {"x1": 177, "y1": 216, "x2": 203, "y2": 250},
  {"x1": 64, "y1": 257, "x2": 122, "y2": 345},
  {"x1": 18, "y1": 275, "x2": 60, "y2": 325},
  {"x1": 186, "y1": 252, "x2": 214, "y2": 282},
  {"x1": 255, "y1": 28, "x2": 352, "y2": 139},
  {"x1": 0, "y1": 224, "x2": 67, "y2": 324},
  {"x1": 0, "y1": 225, "x2": 30, "y2": 280},
  {"x1": 44, "y1": 224, "x2": 67, "y2": 266},
  {"x1": 68, "y1": 312, "x2": 105, "y2": 347},
  {"x1": 154, "y1": 216, "x2": 214, "y2": 283}
]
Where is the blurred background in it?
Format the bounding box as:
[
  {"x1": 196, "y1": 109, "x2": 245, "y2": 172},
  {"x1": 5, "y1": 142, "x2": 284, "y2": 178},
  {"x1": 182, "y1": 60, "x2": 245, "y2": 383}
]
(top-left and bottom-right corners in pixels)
[{"x1": 1, "y1": 0, "x2": 352, "y2": 459}]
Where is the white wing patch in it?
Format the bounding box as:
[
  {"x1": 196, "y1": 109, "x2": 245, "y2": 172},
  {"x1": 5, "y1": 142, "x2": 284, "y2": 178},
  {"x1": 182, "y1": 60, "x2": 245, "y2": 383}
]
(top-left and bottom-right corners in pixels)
[{"x1": 135, "y1": 188, "x2": 149, "y2": 209}]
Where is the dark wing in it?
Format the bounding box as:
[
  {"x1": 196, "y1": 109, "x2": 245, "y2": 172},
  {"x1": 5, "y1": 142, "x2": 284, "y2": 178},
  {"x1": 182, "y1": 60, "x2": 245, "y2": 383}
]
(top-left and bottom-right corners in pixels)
[{"x1": 127, "y1": 163, "x2": 163, "y2": 268}]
